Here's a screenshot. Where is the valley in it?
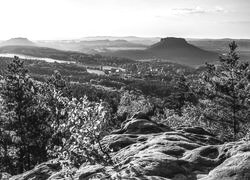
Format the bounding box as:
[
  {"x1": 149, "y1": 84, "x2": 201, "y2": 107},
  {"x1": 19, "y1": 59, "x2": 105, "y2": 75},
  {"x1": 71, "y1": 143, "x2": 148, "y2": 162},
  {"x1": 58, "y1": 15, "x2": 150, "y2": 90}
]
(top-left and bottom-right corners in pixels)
[
  {"x1": 1, "y1": 0, "x2": 250, "y2": 179},
  {"x1": 0, "y1": 37, "x2": 250, "y2": 180},
  {"x1": 1, "y1": 37, "x2": 250, "y2": 67},
  {"x1": 1, "y1": 35, "x2": 250, "y2": 180}
]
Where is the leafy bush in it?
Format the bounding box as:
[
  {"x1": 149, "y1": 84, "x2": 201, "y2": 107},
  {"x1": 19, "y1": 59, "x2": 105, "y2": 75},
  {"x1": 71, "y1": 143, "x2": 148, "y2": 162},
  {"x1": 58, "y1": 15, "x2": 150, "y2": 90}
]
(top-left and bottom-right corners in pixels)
[
  {"x1": 49, "y1": 96, "x2": 113, "y2": 166},
  {"x1": 117, "y1": 91, "x2": 154, "y2": 119}
]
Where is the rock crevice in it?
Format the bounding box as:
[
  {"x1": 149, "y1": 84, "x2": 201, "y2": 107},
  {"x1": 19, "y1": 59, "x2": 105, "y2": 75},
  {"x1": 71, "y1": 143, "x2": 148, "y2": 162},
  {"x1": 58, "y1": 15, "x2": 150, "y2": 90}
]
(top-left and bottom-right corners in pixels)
[{"x1": 6, "y1": 115, "x2": 250, "y2": 180}]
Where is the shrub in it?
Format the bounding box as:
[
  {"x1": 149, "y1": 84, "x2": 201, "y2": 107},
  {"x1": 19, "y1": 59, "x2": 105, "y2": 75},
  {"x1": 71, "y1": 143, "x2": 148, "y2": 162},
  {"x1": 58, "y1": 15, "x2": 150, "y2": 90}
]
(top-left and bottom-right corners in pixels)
[{"x1": 48, "y1": 96, "x2": 113, "y2": 168}]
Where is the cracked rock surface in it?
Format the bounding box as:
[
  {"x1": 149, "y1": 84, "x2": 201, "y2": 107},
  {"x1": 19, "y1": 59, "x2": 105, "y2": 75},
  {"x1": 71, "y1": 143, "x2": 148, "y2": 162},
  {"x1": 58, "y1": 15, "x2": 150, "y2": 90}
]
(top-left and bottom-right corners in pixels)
[{"x1": 7, "y1": 116, "x2": 250, "y2": 180}]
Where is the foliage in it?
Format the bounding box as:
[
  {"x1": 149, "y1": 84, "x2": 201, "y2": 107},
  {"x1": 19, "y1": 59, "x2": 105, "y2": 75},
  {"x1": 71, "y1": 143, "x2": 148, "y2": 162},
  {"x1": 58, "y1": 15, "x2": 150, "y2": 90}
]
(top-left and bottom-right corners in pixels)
[
  {"x1": 69, "y1": 83, "x2": 121, "y2": 113},
  {"x1": 0, "y1": 58, "x2": 115, "y2": 175},
  {"x1": 155, "y1": 105, "x2": 205, "y2": 128},
  {"x1": 164, "y1": 75, "x2": 198, "y2": 115},
  {"x1": 0, "y1": 57, "x2": 52, "y2": 173},
  {"x1": 49, "y1": 97, "x2": 113, "y2": 166},
  {"x1": 117, "y1": 91, "x2": 154, "y2": 119},
  {"x1": 1, "y1": 42, "x2": 250, "y2": 176},
  {"x1": 197, "y1": 41, "x2": 250, "y2": 140}
]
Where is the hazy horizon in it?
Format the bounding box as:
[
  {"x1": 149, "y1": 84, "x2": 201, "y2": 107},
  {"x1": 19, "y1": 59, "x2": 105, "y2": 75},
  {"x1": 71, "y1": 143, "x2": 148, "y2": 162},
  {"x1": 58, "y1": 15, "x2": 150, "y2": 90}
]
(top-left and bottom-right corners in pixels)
[
  {"x1": 2, "y1": 36, "x2": 250, "y2": 42},
  {"x1": 0, "y1": 0, "x2": 250, "y2": 40}
]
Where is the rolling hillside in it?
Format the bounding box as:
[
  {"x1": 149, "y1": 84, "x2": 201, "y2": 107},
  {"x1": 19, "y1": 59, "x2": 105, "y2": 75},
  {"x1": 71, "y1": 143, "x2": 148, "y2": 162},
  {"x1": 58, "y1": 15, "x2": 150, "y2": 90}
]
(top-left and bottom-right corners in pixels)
[
  {"x1": 0, "y1": 45, "x2": 135, "y2": 65},
  {"x1": 0, "y1": 37, "x2": 36, "y2": 47},
  {"x1": 0, "y1": 45, "x2": 82, "y2": 60},
  {"x1": 188, "y1": 38, "x2": 250, "y2": 61},
  {"x1": 36, "y1": 39, "x2": 147, "y2": 54},
  {"x1": 101, "y1": 37, "x2": 218, "y2": 66}
]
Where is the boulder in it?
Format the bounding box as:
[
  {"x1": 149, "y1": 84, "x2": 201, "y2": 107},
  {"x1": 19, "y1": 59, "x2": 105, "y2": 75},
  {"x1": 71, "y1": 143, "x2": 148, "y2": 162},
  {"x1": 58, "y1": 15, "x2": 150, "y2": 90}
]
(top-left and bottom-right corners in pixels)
[
  {"x1": 76, "y1": 164, "x2": 104, "y2": 179},
  {"x1": 112, "y1": 115, "x2": 172, "y2": 134},
  {"x1": 0, "y1": 172, "x2": 11, "y2": 180},
  {"x1": 200, "y1": 143, "x2": 250, "y2": 180},
  {"x1": 9, "y1": 116, "x2": 250, "y2": 180},
  {"x1": 10, "y1": 160, "x2": 61, "y2": 180}
]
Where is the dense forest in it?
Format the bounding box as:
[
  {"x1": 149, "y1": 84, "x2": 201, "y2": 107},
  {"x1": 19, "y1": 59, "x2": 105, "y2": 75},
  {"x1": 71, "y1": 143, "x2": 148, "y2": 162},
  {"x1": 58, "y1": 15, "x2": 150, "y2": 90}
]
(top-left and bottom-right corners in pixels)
[{"x1": 0, "y1": 42, "x2": 250, "y2": 177}]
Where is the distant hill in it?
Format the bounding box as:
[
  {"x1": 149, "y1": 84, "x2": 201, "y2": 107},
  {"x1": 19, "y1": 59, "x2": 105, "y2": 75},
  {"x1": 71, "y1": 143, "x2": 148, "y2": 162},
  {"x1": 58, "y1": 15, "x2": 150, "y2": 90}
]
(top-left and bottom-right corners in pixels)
[
  {"x1": 101, "y1": 37, "x2": 218, "y2": 66},
  {"x1": 0, "y1": 38, "x2": 36, "y2": 47},
  {"x1": 79, "y1": 39, "x2": 145, "y2": 47},
  {"x1": 0, "y1": 45, "x2": 77, "y2": 59},
  {"x1": 36, "y1": 39, "x2": 146, "y2": 54},
  {"x1": 0, "y1": 45, "x2": 135, "y2": 65},
  {"x1": 188, "y1": 38, "x2": 250, "y2": 61},
  {"x1": 188, "y1": 38, "x2": 250, "y2": 52},
  {"x1": 80, "y1": 36, "x2": 160, "y2": 45}
]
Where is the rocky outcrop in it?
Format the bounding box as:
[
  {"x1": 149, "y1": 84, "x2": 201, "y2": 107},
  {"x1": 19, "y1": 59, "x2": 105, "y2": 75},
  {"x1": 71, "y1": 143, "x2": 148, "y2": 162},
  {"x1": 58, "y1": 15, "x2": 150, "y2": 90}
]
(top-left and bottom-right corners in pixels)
[
  {"x1": 102, "y1": 37, "x2": 218, "y2": 66},
  {"x1": 0, "y1": 172, "x2": 11, "y2": 180},
  {"x1": 148, "y1": 37, "x2": 190, "y2": 49},
  {"x1": 10, "y1": 160, "x2": 61, "y2": 180},
  {"x1": 6, "y1": 115, "x2": 250, "y2": 180}
]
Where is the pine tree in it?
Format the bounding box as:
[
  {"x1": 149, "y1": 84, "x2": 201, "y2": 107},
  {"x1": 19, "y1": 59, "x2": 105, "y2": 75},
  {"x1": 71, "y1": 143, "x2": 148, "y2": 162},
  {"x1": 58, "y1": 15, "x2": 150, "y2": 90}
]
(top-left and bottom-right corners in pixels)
[
  {"x1": 201, "y1": 42, "x2": 250, "y2": 140},
  {"x1": 0, "y1": 57, "x2": 50, "y2": 173},
  {"x1": 164, "y1": 75, "x2": 198, "y2": 116}
]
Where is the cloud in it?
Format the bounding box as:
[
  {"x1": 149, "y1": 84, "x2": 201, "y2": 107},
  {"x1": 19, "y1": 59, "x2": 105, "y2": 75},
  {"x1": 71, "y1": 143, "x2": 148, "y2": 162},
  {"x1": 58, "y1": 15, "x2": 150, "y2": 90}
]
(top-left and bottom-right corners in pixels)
[
  {"x1": 172, "y1": 6, "x2": 227, "y2": 15},
  {"x1": 172, "y1": 6, "x2": 205, "y2": 15},
  {"x1": 214, "y1": 6, "x2": 228, "y2": 13},
  {"x1": 224, "y1": 20, "x2": 250, "y2": 24}
]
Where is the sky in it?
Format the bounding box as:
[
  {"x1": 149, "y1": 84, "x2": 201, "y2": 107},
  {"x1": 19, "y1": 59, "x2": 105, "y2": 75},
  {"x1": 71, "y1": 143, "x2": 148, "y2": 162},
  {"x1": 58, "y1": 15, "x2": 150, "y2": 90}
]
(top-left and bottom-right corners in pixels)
[{"x1": 0, "y1": 0, "x2": 249, "y2": 40}]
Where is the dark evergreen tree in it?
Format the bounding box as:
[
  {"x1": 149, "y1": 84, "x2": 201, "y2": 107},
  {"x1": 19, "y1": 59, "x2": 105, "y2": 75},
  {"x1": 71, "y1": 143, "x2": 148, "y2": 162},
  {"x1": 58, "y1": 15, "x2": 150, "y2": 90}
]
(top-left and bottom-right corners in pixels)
[
  {"x1": 164, "y1": 75, "x2": 198, "y2": 116},
  {"x1": 201, "y1": 42, "x2": 250, "y2": 140},
  {"x1": 0, "y1": 57, "x2": 51, "y2": 173}
]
